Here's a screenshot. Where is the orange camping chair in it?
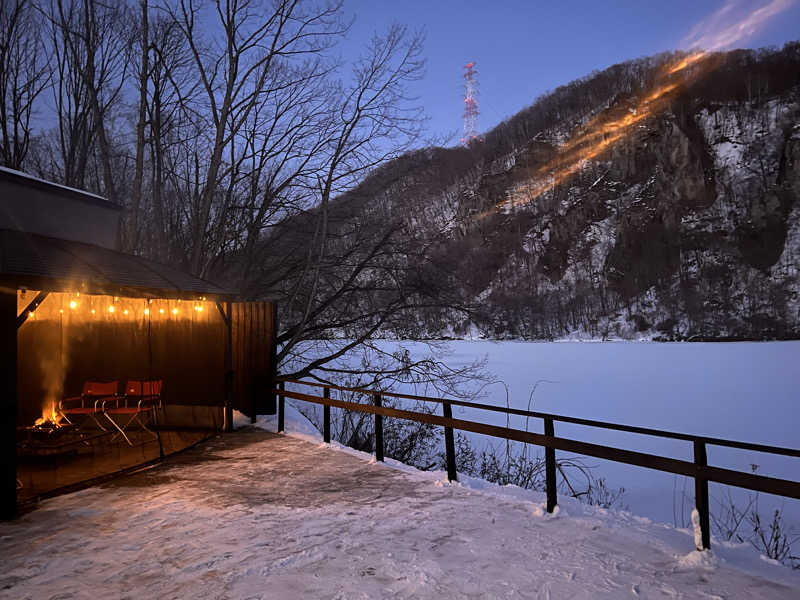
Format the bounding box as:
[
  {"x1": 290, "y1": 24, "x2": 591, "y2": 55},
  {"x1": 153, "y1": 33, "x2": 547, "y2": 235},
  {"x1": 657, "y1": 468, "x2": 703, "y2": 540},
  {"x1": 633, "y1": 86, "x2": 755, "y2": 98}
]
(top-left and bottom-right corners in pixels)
[
  {"x1": 102, "y1": 380, "x2": 163, "y2": 446},
  {"x1": 58, "y1": 381, "x2": 119, "y2": 431}
]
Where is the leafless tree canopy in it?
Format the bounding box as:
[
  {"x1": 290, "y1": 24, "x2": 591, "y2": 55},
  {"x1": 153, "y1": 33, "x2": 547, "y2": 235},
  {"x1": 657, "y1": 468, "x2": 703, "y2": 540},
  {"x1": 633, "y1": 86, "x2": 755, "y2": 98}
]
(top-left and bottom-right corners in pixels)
[{"x1": 1, "y1": 0, "x2": 478, "y2": 382}]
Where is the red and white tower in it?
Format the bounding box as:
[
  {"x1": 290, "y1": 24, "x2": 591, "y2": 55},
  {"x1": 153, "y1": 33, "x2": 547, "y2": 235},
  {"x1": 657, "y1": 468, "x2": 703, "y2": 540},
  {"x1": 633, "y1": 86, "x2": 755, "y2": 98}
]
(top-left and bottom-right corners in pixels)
[{"x1": 461, "y1": 62, "x2": 480, "y2": 146}]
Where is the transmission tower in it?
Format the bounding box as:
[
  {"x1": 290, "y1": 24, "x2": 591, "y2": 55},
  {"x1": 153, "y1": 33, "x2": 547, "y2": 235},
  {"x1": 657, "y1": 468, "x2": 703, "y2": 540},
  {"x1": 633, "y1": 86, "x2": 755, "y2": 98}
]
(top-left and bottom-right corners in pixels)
[{"x1": 461, "y1": 62, "x2": 480, "y2": 146}]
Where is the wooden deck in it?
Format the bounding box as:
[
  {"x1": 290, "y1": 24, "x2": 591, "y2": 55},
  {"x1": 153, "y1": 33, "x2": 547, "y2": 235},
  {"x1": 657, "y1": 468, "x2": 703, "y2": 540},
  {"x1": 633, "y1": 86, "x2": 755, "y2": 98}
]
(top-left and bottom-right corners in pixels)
[{"x1": 17, "y1": 429, "x2": 211, "y2": 504}]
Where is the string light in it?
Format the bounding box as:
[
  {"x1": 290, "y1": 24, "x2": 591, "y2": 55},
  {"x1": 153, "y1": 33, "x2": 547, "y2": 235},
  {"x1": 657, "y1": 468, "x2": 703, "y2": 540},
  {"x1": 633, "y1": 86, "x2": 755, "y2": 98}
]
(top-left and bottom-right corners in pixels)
[
  {"x1": 172, "y1": 308, "x2": 179, "y2": 315},
  {"x1": 59, "y1": 309, "x2": 64, "y2": 314},
  {"x1": 91, "y1": 309, "x2": 96, "y2": 314},
  {"x1": 69, "y1": 300, "x2": 77, "y2": 309},
  {"x1": 159, "y1": 308, "x2": 165, "y2": 314},
  {"x1": 108, "y1": 305, "x2": 115, "y2": 313},
  {"x1": 144, "y1": 308, "x2": 150, "y2": 316},
  {"x1": 123, "y1": 309, "x2": 129, "y2": 315},
  {"x1": 28, "y1": 311, "x2": 34, "y2": 318}
]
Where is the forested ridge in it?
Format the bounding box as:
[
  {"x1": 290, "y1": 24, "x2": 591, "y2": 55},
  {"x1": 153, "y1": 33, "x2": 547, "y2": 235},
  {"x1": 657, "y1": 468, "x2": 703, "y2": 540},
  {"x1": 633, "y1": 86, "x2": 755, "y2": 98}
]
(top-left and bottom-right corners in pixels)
[{"x1": 311, "y1": 43, "x2": 800, "y2": 341}]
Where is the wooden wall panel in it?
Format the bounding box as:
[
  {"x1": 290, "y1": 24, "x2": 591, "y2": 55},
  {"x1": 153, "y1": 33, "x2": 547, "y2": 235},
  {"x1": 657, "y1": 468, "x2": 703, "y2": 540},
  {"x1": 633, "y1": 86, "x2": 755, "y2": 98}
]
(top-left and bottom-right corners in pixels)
[
  {"x1": 230, "y1": 301, "x2": 276, "y2": 418},
  {"x1": 16, "y1": 294, "x2": 226, "y2": 427}
]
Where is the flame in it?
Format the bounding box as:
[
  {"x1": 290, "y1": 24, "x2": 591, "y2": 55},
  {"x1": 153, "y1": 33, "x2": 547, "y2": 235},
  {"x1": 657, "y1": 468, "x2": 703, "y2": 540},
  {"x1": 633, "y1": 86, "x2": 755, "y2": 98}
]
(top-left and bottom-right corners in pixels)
[
  {"x1": 474, "y1": 0, "x2": 792, "y2": 218},
  {"x1": 34, "y1": 402, "x2": 63, "y2": 427}
]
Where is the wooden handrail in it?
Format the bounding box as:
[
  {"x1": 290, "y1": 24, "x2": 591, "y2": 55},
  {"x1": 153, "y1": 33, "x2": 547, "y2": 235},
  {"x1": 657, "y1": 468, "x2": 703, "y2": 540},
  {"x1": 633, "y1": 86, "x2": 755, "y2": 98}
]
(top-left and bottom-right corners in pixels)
[
  {"x1": 277, "y1": 378, "x2": 800, "y2": 458},
  {"x1": 273, "y1": 378, "x2": 800, "y2": 552},
  {"x1": 273, "y1": 387, "x2": 800, "y2": 499}
]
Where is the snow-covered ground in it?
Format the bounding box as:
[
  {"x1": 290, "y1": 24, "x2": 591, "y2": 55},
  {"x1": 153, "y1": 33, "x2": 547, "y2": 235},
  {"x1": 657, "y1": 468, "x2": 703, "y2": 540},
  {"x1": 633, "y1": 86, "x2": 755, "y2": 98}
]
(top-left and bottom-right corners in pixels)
[{"x1": 2, "y1": 406, "x2": 798, "y2": 599}]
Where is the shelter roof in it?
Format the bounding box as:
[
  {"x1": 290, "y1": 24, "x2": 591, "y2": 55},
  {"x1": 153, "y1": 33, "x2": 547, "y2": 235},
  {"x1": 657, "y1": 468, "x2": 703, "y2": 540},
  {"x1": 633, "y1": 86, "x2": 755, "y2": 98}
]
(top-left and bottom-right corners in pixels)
[
  {"x1": 0, "y1": 166, "x2": 120, "y2": 211},
  {"x1": 0, "y1": 229, "x2": 236, "y2": 300}
]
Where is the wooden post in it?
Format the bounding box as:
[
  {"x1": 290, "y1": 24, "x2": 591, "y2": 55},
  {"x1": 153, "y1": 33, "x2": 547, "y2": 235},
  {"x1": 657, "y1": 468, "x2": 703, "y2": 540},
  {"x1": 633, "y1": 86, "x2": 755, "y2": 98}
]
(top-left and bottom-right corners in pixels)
[
  {"x1": 1, "y1": 288, "x2": 17, "y2": 520},
  {"x1": 374, "y1": 393, "x2": 384, "y2": 462},
  {"x1": 223, "y1": 301, "x2": 234, "y2": 433},
  {"x1": 266, "y1": 302, "x2": 278, "y2": 415},
  {"x1": 443, "y1": 402, "x2": 457, "y2": 482},
  {"x1": 694, "y1": 440, "x2": 711, "y2": 550},
  {"x1": 323, "y1": 387, "x2": 331, "y2": 443},
  {"x1": 278, "y1": 381, "x2": 285, "y2": 433},
  {"x1": 544, "y1": 417, "x2": 557, "y2": 513}
]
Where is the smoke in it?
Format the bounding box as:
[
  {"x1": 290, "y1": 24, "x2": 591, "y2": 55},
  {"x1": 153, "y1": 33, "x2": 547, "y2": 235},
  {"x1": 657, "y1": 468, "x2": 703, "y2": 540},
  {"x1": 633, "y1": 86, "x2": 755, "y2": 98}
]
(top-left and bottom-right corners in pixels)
[
  {"x1": 39, "y1": 351, "x2": 67, "y2": 415},
  {"x1": 680, "y1": 0, "x2": 794, "y2": 52},
  {"x1": 37, "y1": 296, "x2": 70, "y2": 417}
]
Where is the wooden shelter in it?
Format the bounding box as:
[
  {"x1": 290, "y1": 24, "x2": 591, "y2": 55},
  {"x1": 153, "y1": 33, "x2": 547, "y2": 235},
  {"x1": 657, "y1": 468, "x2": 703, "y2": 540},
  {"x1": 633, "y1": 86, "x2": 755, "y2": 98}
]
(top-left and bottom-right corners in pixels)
[{"x1": 0, "y1": 167, "x2": 277, "y2": 519}]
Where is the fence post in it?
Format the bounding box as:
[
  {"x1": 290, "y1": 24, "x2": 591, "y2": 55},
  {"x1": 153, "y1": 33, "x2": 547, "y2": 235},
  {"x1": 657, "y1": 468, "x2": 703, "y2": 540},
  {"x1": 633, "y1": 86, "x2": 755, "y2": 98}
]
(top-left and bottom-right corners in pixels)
[
  {"x1": 374, "y1": 393, "x2": 384, "y2": 462},
  {"x1": 694, "y1": 440, "x2": 711, "y2": 550},
  {"x1": 544, "y1": 417, "x2": 557, "y2": 513},
  {"x1": 323, "y1": 387, "x2": 331, "y2": 443},
  {"x1": 278, "y1": 381, "x2": 285, "y2": 433},
  {"x1": 443, "y1": 402, "x2": 457, "y2": 482}
]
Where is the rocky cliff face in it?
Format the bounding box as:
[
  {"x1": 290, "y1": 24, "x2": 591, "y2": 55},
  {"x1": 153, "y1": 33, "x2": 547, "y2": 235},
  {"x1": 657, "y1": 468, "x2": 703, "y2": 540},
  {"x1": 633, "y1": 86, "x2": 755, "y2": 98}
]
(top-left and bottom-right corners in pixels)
[{"x1": 354, "y1": 45, "x2": 800, "y2": 340}]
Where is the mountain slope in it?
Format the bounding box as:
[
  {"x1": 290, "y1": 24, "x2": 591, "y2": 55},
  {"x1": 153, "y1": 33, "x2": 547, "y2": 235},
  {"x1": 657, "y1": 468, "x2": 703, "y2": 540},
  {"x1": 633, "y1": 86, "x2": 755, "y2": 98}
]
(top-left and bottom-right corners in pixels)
[{"x1": 366, "y1": 44, "x2": 800, "y2": 340}]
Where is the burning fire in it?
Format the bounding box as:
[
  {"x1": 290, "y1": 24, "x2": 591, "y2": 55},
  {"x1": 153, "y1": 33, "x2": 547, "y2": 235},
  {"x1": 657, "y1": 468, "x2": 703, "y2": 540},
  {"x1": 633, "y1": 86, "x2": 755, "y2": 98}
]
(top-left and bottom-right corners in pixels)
[
  {"x1": 473, "y1": 0, "x2": 793, "y2": 219},
  {"x1": 34, "y1": 402, "x2": 64, "y2": 427}
]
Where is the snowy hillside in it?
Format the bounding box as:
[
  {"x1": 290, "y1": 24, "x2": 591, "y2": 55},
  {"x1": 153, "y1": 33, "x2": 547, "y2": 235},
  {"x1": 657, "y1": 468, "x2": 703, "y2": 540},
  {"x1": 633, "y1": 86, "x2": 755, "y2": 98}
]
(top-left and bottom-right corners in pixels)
[{"x1": 328, "y1": 44, "x2": 800, "y2": 341}]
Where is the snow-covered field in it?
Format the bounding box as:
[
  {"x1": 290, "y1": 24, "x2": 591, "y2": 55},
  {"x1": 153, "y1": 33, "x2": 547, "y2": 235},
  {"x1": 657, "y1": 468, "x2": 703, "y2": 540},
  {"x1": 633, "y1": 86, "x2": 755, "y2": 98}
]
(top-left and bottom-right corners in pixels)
[
  {"x1": 309, "y1": 340, "x2": 800, "y2": 528},
  {"x1": 1, "y1": 407, "x2": 798, "y2": 599}
]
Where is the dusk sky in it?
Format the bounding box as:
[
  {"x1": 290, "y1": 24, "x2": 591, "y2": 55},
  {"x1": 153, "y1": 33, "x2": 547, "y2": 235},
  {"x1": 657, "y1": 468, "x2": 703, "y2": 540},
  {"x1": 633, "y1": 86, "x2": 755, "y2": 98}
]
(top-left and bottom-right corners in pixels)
[{"x1": 340, "y1": 0, "x2": 800, "y2": 145}]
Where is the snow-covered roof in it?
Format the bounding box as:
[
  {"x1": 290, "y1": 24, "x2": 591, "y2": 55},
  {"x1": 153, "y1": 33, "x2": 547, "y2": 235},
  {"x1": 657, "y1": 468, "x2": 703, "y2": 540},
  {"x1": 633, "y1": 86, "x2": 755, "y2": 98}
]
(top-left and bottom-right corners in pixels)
[{"x1": 0, "y1": 166, "x2": 119, "y2": 210}]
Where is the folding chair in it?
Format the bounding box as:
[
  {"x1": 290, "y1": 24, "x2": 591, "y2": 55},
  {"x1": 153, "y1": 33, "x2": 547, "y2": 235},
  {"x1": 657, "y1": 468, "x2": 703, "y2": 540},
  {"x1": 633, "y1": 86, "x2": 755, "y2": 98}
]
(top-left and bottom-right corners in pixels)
[
  {"x1": 102, "y1": 380, "x2": 163, "y2": 446},
  {"x1": 58, "y1": 381, "x2": 119, "y2": 431}
]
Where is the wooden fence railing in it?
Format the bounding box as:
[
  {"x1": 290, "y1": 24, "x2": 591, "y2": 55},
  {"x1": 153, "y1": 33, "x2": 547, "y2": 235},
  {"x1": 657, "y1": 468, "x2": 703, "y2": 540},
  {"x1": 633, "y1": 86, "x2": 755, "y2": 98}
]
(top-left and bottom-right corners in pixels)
[{"x1": 273, "y1": 378, "x2": 800, "y2": 550}]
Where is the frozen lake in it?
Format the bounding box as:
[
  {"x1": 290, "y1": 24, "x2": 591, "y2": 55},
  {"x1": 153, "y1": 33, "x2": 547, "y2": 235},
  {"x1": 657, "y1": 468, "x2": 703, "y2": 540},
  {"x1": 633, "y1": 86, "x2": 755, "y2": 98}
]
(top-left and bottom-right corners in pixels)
[{"x1": 356, "y1": 340, "x2": 800, "y2": 528}]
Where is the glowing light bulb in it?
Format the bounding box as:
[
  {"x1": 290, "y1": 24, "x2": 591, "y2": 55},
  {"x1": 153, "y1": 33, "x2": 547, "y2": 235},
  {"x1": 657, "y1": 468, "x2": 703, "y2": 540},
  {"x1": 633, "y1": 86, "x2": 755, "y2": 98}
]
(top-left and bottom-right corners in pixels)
[
  {"x1": 69, "y1": 300, "x2": 77, "y2": 309},
  {"x1": 59, "y1": 309, "x2": 64, "y2": 314},
  {"x1": 197, "y1": 306, "x2": 203, "y2": 312},
  {"x1": 108, "y1": 305, "x2": 115, "y2": 313},
  {"x1": 28, "y1": 311, "x2": 34, "y2": 318},
  {"x1": 172, "y1": 308, "x2": 179, "y2": 315},
  {"x1": 123, "y1": 309, "x2": 129, "y2": 315},
  {"x1": 159, "y1": 308, "x2": 165, "y2": 314},
  {"x1": 144, "y1": 308, "x2": 150, "y2": 315},
  {"x1": 91, "y1": 309, "x2": 96, "y2": 314}
]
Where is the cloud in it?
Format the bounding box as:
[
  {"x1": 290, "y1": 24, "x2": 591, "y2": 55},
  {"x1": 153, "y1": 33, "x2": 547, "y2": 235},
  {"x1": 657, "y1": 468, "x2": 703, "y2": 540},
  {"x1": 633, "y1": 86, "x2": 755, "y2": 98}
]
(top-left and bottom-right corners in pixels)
[{"x1": 680, "y1": 0, "x2": 793, "y2": 51}]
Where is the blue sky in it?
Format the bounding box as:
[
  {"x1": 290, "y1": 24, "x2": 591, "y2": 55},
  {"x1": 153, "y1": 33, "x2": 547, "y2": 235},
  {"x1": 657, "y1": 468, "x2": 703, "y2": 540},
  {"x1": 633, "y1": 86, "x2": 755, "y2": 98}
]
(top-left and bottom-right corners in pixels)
[{"x1": 339, "y1": 0, "x2": 800, "y2": 145}]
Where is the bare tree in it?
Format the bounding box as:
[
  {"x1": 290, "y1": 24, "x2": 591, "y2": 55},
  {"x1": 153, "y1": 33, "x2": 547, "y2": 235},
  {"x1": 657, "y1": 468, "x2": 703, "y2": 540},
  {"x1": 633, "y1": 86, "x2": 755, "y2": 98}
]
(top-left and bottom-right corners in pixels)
[
  {"x1": 161, "y1": 0, "x2": 346, "y2": 276},
  {"x1": 38, "y1": 0, "x2": 131, "y2": 192},
  {"x1": 0, "y1": 0, "x2": 50, "y2": 169}
]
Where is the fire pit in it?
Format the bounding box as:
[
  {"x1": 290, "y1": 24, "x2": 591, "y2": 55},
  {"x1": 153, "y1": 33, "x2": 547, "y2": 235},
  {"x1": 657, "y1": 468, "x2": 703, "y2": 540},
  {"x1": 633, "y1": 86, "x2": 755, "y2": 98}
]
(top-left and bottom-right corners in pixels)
[
  {"x1": 17, "y1": 407, "x2": 110, "y2": 458},
  {"x1": 18, "y1": 420, "x2": 76, "y2": 442}
]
